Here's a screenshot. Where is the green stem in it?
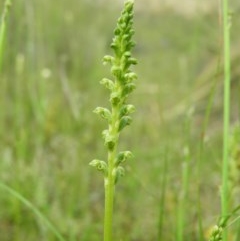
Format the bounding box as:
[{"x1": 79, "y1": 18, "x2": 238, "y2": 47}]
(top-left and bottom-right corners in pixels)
[
  {"x1": 176, "y1": 113, "x2": 192, "y2": 241},
  {"x1": 176, "y1": 148, "x2": 190, "y2": 241},
  {"x1": 221, "y1": 0, "x2": 231, "y2": 240},
  {"x1": 104, "y1": 103, "x2": 119, "y2": 241},
  {"x1": 197, "y1": 44, "x2": 222, "y2": 241},
  {"x1": 157, "y1": 148, "x2": 168, "y2": 240},
  {"x1": 104, "y1": 151, "x2": 115, "y2": 241}
]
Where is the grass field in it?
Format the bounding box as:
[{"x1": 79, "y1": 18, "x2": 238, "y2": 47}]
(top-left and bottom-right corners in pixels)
[{"x1": 0, "y1": 0, "x2": 240, "y2": 240}]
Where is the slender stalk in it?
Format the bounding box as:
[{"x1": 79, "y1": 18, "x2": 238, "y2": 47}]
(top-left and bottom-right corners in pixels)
[
  {"x1": 176, "y1": 154, "x2": 190, "y2": 241},
  {"x1": 0, "y1": 0, "x2": 11, "y2": 149},
  {"x1": 176, "y1": 107, "x2": 193, "y2": 241},
  {"x1": 221, "y1": 0, "x2": 231, "y2": 240},
  {"x1": 104, "y1": 145, "x2": 116, "y2": 241},
  {"x1": 197, "y1": 37, "x2": 222, "y2": 241},
  {"x1": 157, "y1": 148, "x2": 168, "y2": 240},
  {"x1": 176, "y1": 123, "x2": 191, "y2": 241},
  {"x1": 0, "y1": 0, "x2": 11, "y2": 71},
  {"x1": 104, "y1": 177, "x2": 115, "y2": 241}
]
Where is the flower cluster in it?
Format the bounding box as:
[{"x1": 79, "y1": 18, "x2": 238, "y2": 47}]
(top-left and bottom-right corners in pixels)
[
  {"x1": 208, "y1": 225, "x2": 223, "y2": 241},
  {"x1": 90, "y1": 0, "x2": 137, "y2": 184}
]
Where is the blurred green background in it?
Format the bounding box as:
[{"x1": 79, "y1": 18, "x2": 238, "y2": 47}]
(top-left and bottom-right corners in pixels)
[{"x1": 0, "y1": 0, "x2": 240, "y2": 240}]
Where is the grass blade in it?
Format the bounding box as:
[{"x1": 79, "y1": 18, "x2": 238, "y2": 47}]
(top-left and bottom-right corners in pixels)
[
  {"x1": 0, "y1": 182, "x2": 66, "y2": 241},
  {"x1": 221, "y1": 0, "x2": 231, "y2": 239},
  {"x1": 0, "y1": 0, "x2": 11, "y2": 71}
]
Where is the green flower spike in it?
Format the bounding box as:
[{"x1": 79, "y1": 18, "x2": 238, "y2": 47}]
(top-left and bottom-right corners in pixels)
[
  {"x1": 90, "y1": 1, "x2": 137, "y2": 241},
  {"x1": 208, "y1": 205, "x2": 240, "y2": 241}
]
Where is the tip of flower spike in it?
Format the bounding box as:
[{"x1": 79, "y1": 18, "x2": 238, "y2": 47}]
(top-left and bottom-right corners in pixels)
[{"x1": 125, "y1": 0, "x2": 134, "y2": 6}]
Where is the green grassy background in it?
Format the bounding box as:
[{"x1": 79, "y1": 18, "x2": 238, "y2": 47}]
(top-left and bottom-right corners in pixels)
[{"x1": 0, "y1": 0, "x2": 240, "y2": 240}]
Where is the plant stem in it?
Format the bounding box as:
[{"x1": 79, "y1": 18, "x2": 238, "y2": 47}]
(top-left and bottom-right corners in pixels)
[
  {"x1": 197, "y1": 43, "x2": 222, "y2": 241},
  {"x1": 221, "y1": 0, "x2": 231, "y2": 240},
  {"x1": 104, "y1": 150, "x2": 116, "y2": 241},
  {"x1": 104, "y1": 105, "x2": 119, "y2": 241},
  {"x1": 176, "y1": 145, "x2": 190, "y2": 241},
  {"x1": 103, "y1": 111, "x2": 120, "y2": 241},
  {"x1": 104, "y1": 172, "x2": 115, "y2": 241},
  {"x1": 157, "y1": 148, "x2": 168, "y2": 240}
]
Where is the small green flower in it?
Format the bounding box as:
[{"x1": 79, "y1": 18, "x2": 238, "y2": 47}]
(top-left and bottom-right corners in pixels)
[
  {"x1": 89, "y1": 159, "x2": 108, "y2": 176},
  {"x1": 93, "y1": 107, "x2": 111, "y2": 121},
  {"x1": 115, "y1": 151, "x2": 133, "y2": 166}
]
